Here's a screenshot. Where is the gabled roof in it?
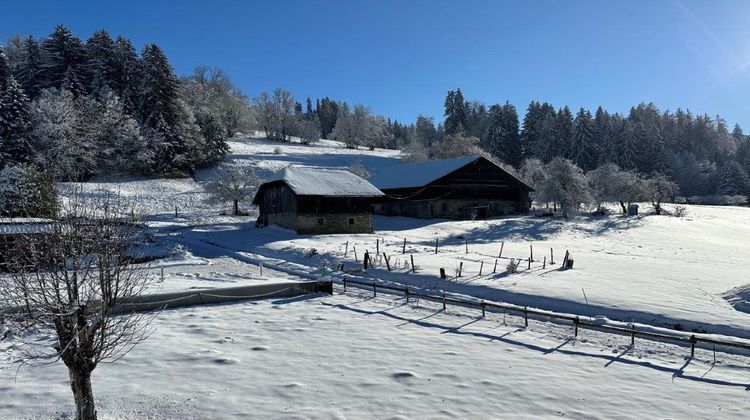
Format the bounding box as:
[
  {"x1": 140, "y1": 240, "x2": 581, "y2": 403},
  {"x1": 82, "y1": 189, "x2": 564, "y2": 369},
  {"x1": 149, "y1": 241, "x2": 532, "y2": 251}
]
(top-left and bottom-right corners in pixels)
[
  {"x1": 370, "y1": 156, "x2": 533, "y2": 191},
  {"x1": 253, "y1": 166, "x2": 383, "y2": 203}
]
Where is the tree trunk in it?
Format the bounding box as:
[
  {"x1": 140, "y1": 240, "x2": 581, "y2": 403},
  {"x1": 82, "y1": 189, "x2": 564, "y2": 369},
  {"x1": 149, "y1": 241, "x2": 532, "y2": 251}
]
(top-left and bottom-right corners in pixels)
[
  {"x1": 70, "y1": 368, "x2": 97, "y2": 420},
  {"x1": 233, "y1": 200, "x2": 239, "y2": 216},
  {"x1": 619, "y1": 201, "x2": 627, "y2": 214},
  {"x1": 654, "y1": 201, "x2": 662, "y2": 215}
]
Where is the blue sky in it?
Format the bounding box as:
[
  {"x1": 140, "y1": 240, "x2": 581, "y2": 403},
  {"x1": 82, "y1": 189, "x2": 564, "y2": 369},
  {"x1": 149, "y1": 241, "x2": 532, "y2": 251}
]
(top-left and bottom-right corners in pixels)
[{"x1": 3, "y1": 0, "x2": 750, "y2": 128}]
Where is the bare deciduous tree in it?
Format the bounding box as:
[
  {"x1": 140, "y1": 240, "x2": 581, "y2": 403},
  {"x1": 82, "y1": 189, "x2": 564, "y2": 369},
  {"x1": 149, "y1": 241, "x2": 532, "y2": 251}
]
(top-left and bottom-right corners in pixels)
[
  {"x1": 204, "y1": 165, "x2": 262, "y2": 215},
  {"x1": 253, "y1": 89, "x2": 297, "y2": 141},
  {"x1": 0, "y1": 194, "x2": 155, "y2": 420}
]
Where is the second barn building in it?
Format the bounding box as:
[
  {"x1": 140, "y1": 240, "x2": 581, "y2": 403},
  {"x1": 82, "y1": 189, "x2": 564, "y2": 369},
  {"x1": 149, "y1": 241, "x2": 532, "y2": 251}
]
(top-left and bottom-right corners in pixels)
[{"x1": 370, "y1": 156, "x2": 533, "y2": 219}]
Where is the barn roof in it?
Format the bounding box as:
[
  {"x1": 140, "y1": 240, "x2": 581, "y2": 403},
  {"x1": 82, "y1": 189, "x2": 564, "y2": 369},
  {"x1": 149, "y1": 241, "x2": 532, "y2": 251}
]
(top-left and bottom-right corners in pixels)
[
  {"x1": 370, "y1": 156, "x2": 533, "y2": 191},
  {"x1": 255, "y1": 166, "x2": 384, "y2": 201},
  {"x1": 0, "y1": 218, "x2": 54, "y2": 235}
]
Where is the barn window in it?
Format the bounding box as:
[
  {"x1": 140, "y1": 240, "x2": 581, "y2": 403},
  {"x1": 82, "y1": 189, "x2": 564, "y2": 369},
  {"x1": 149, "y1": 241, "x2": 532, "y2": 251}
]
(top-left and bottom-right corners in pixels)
[
  {"x1": 317, "y1": 217, "x2": 325, "y2": 226},
  {"x1": 348, "y1": 217, "x2": 355, "y2": 225}
]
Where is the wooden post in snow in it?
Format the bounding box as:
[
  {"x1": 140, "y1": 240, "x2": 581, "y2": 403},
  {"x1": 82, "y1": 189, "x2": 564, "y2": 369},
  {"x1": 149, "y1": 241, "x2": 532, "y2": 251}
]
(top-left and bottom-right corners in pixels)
[
  {"x1": 550, "y1": 248, "x2": 554, "y2": 265},
  {"x1": 376, "y1": 238, "x2": 379, "y2": 255},
  {"x1": 160, "y1": 268, "x2": 164, "y2": 282},
  {"x1": 410, "y1": 255, "x2": 416, "y2": 273},
  {"x1": 543, "y1": 256, "x2": 546, "y2": 269},
  {"x1": 363, "y1": 251, "x2": 370, "y2": 270},
  {"x1": 458, "y1": 262, "x2": 463, "y2": 277},
  {"x1": 353, "y1": 247, "x2": 359, "y2": 262},
  {"x1": 527, "y1": 258, "x2": 531, "y2": 269},
  {"x1": 530, "y1": 244, "x2": 534, "y2": 262},
  {"x1": 344, "y1": 241, "x2": 349, "y2": 256},
  {"x1": 479, "y1": 261, "x2": 484, "y2": 276},
  {"x1": 383, "y1": 252, "x2": 391, "y2": 271},
  {"x1": 499, "y1": 242, "x2": 504, "y2": 258},
  {"x1": 435, "y1": 238, "x2": 439, "y2": 254},
  {"x1": 465, "y1": 239, "x2": 469, "y2": 254},
  {"x1": 402, "y1": 238, "x2": 407, "y2": 254},
  {"x1": 440, "y1": 268, "x2": 446, "y2": 279},
  {"x1": 493, "y1": 259, "x2": 498, "y2": 274}
]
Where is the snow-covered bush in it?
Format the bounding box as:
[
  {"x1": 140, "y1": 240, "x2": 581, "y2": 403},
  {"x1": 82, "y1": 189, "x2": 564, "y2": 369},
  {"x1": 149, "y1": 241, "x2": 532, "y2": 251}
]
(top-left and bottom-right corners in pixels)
[
  {"x1": 536, "y1": 157, "x2": 592, "y2": 217},
  {"x1": 273, "y1": 146, "x2": 283, "y2": 155},
  {"x1": 0, "y1": 164, "x2": 56, "y2": 218},
  {"x1": 348, "y1": 162, "x2": 371, "y2": 179}
]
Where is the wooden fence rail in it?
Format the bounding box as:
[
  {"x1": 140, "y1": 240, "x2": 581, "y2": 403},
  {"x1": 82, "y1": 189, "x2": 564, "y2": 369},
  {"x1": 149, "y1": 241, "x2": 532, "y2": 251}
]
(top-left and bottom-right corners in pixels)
[{"x1": 339, "y1": 277, "x2": 750, "y2": 357}]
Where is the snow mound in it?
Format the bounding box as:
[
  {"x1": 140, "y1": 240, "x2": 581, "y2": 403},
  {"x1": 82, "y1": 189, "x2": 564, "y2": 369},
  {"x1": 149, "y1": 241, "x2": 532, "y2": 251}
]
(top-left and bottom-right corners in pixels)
[{"x1": 723, "y1": 284, "x2": 750, "y2": 314}]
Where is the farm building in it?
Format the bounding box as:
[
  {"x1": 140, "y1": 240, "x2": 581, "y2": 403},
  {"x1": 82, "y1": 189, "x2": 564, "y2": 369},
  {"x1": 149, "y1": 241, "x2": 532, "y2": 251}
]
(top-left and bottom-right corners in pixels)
[
  {"x1": 0, "y1": 218, "x2": 54, "y2": 269},
  {"x1": 370, "y1": 156, "x2": 533, "y2": 219},
  {"x1": 252, "y1": 167, "x2": 384, "y2": 234}
]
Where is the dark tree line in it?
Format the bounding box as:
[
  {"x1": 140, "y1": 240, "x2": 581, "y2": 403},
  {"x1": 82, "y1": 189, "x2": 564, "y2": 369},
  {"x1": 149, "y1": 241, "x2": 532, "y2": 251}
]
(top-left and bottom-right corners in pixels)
[
  {"x1": 0, "y1": 25, "x2": 239, "y2": 180},
  {"x1": 436, "y1": 88, "x2": 750, "y2": 200}
]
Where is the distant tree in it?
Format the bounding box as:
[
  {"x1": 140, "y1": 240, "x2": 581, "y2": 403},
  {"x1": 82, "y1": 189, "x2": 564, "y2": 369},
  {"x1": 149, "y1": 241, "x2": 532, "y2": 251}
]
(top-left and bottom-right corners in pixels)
[
  {"x1": 536, "y1": 157, "x2": 591, "y2": 216},
  {"x1": 519, "y1": 158, "x2": 547, "y2": 191},
  {"x1": 348, "y1": 161, "x2": 371, "y2": 179},
  {"x1": 587, "y1": 162, "x2": 623, "y2": 211},
  {"x1": 0, "y1": 76, "x2": 34, "y2": 166},
  {"x1": 414, "y1": 114, "x2": 439, "y2": 147},
  {"x1": 717, "y1": 161, "x2": 750, "y2": 196},
  {"x1": 331, "y1": 104, "x2": 386, "y2": 149},
  {"x1": 204, "y1": 165, "x2": 261, "y2": 215},
  {"x1": 317, "y1": 97, "x2": 338, "y2": 139},
  {"x1": 40, "y1": 25, "x2": 88, "y2": 96},
  {"x1": 644, "y1": 174, "x2": 678, "y2": 215},
  {"x1": 571, "y1": 108, "x2": 596, "y2": 171},
  {"x1": 485, "y1": 102, "x2": 522, "y2": 167},
  {"x1": 89, "y1": 91, "x2": 150, "y2": 173},
  {"x1": 298, "y1": 115, "x2": 321, "y2": 145},
  {"x1": 85, "y1": 29, "x2": 116, "y2": 94},
  {"x1": 429, "y1": 133, "x2": 482, "y2": 159},
  {"x1": 444, "y1": 88, "x2": 468, "y2": 135},
  {"x1": 111, "y1": 36, "x2": 141, "y2": 114},
  {"x1": 253, "y1": 88, "x2": 296, "y2": 141},
  {"x1": 611, "y1": 170, "x2": 645, "y2": 214},
  {"x1": 402, "y1": 139, "x2": 429, "y2": 163}
]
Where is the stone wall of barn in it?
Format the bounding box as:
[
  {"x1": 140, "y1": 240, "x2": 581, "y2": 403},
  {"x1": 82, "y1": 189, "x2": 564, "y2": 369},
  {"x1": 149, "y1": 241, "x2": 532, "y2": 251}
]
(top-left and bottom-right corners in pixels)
[{"x1": 267, "y1": 213, "x2": 373, "y2": 234}]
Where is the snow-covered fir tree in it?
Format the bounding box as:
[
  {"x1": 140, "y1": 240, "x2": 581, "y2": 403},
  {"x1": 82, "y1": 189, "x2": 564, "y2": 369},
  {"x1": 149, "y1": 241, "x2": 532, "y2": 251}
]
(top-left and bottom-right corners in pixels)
[
  {"x1": 571, "y1": 107, "x2": 596, "y2": 171},
  {"x1": 717, "y1": 161, "x2": 750, "y2": 196}
]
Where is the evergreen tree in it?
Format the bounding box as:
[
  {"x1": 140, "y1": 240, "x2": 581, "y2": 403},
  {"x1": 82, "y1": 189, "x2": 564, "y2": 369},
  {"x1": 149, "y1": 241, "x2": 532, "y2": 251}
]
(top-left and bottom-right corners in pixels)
[
  {"x1": 0, "y1": 76, "x2": 33, "y2": 166},
  {"x1": 485, "y1": 102, "x2": 522, "y2": 167},
  {"x1": 593, "y1": 106, "x2": 610, "y2": 164},
  {"x1": 571, "y1": 108, "x2": 596, "y2": 171},
  {"x1": 40, "y1": 25, "x2": 88, "y2": 96},
  {"x1": 85, "y1": 29, "x2": 117, "y2": 94},
  {"x1": 717, "y1": 161, "x2": 750, "y2": 196},
  {"x1": 16, "y1": 36, "x2": 42, "y2": 98},
  {"x1": 617, "y1": 120, "x2": 641, "y2": 170},
  {"x1": 554, "y1": 106, "x2": 574, "y2": 159},
  {"x1": 444, "y1": 88, "x2": 468, "y2": 135},
  {"x1": 111, "y1": 36, "x2": 141, "y2": 114},
  {"x1": 139, "y1": 43, "x2": 185, "y2": 171},
  {"x1": 317, "y1": 97, "x2": 338, "y2": 139},
  {"x1": 0, "y1": 47, "x2": 10, "y2": 90},
  {"x1": 305, "y1": 97, "x2": 313, "y2": 120}
]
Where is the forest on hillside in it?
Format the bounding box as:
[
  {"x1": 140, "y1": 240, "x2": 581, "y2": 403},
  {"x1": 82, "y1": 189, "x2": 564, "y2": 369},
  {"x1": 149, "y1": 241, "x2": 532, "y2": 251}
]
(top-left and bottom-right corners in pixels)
[{"x1": 2, "y1": 25, "x2": 750, "y2": 213}]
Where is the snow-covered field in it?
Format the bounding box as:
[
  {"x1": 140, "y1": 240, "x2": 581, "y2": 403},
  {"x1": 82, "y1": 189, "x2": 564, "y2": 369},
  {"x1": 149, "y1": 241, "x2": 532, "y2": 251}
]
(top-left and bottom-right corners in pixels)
[
  {"x1": 3, "y1": 290, "x2": 748, "y2": 418},
  {"x1": 10, "y1": 134, "x2": 748, "y2": 417}
]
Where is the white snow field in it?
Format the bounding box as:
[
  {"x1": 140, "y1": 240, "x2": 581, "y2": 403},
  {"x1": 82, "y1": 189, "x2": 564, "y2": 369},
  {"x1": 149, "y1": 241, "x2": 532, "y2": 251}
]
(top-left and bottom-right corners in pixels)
[
  {"x1": 3, "y1": 291, "x2": 749, "y2": 419},
  {"x1": 13, "y1": 133, "x2": 745, "y2": 417}
]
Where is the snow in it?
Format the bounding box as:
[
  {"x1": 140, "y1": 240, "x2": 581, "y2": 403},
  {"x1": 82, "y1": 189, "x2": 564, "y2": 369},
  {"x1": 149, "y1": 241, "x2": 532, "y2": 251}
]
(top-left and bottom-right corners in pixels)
[
  {"x1": 260, "y1": 166, "x2": 383, "y2": 197},
  {"x1": 3, "y1": 291, "x2": 748, "y2": 418},
  {"x1": 9, "y1": 133, "x2": 749, "y2": 417},
  {"x1": 370, "y1": 155, "x2": 479, "y2": 189}
]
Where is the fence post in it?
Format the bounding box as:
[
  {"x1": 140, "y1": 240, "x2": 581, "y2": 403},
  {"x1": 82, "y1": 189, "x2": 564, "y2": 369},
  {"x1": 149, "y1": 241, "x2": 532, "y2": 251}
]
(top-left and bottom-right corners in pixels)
[
  {"x1": 442, "y1": 292, "x2": 446, "y2": 310},
  {"x1": 499, "y1": 242, "x2": 504, "y2": 258},
  {"x1": 354, "y1": 247, "x2": 359, "y2": 262},
  {"x1": 543, "y1": 256, "x2": 546, "y2": 269},
  {"x1": 690, "y1": 335, "x2": 696, "y2": 358},
  {"x1": 550, "y1": 248, "x2": 554, "y2": 265},
  {"x1": 411, "y1": 255, "x2": 416, "y2": 273},
  {"x1": 493, "y1": 259, "x2": 498, "y2": 274},
  {"x1": 363, "y1": 251, "x2": 369, "y2": 270},
  {"x1": 530, "y1": 244, "x2": 534, "y2": 262},
  {"x1": 524, "y1": 307, "x2": 529, "y2": 327},
  {"x1": 373, "y1": 283, "x2": 377, "y2": 298},
  {"x1": 344, "y1": 241, "x2": 349, "y2": 256},
  {"x1": 383, "y1": 252, "x2": 391, "y2": 271},
  {"x1": 376, "y1": 238, "x2": 379, "y2": 255},
  {"x1": 260, "y1": 263, "x2": 263, "y2": 277},
  {"x1": 440, "y1": 268, "x2": 446, "y2": 279},
  {"x1": 402, "y1": 238, "x2": 407, "y2": 254},
  {"x1": 574, "y1": 316, "x2": 579, "y2": 337},
  {"x1": 481, "y1": 301, "x2": 486, "y2": 317},
  {"x1": 160, "y1": 267, "x2": 164, "y2": 282},
  {"x1": 458, "y1": 261, "x2": 463, "y2": 277},
  {"x1": 465, "y1": 239, "x2": 469, "y2": 254},
  {"x1": 630, "y1": 325, "x2": 635, "y2": 346},
  {"x1": 527, "y1": 258, "x2": 531, "y2": 269},
  {"x1": 343, "y1": 278, "x2": 347, "y2": 293},
  {"x1": 479, "y1": 261, "x2": 484, "y2": 276},
  {"x1": 405, "y1": 287, "x2": 409, "y2": 303},
  {"x1": 435, "y1": 238, "x2": 439, "y2": 254}
]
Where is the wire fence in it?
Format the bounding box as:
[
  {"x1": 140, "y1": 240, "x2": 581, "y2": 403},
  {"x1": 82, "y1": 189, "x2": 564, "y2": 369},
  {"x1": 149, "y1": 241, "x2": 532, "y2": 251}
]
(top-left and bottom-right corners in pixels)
[{"x1": 339, "y1": 277, "x2": 750, "y2": 358}]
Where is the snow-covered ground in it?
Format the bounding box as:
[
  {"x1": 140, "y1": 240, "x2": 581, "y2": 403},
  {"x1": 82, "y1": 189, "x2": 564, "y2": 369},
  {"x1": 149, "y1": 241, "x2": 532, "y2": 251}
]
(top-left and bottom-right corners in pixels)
[
  {"x1": 14, "y1": 133, "x2": 746, "y2": 417},
  {"x1": 3, "y1": 290, "x2": 748, "y2": 418}
]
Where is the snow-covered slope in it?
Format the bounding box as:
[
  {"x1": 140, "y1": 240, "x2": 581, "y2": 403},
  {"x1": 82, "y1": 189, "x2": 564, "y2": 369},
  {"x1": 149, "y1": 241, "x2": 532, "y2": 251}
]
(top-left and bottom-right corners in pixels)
[{"x1": 3, "y1": 292, "x2": 747, "y2": 418}]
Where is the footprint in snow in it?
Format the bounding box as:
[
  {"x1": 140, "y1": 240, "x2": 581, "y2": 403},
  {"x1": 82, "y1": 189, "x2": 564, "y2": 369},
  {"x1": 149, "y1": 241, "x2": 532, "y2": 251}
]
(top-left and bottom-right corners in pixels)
[
  {"x1": 392, "y1": 371, "x2": 417, "y2": 380},
  {"x1": 251, "y1": 346, "x2": 268, "y2": 351}
]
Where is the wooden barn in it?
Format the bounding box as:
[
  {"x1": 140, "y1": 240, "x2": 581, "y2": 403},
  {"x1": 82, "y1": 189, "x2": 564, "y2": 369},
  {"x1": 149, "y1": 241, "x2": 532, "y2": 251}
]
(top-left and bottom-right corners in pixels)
[
  {"x1": 370, "y1": 156, "x2": 533, "y2": 219},
  {"x1": 252, "y1": 167, "x2": 384, "y2": 234}
]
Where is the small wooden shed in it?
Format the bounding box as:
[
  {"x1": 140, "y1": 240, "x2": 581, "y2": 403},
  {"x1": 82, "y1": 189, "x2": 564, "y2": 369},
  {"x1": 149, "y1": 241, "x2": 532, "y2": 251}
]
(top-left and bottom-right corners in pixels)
[{"x1": 252, "y1": 167, "x2": 384, "y2": 234}]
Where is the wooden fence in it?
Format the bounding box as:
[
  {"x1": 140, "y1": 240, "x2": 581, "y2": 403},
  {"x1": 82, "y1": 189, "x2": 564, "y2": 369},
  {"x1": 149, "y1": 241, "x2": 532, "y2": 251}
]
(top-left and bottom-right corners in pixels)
[{"x1": 340, "y1": 277, "x2": 750, "y2": 358}]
